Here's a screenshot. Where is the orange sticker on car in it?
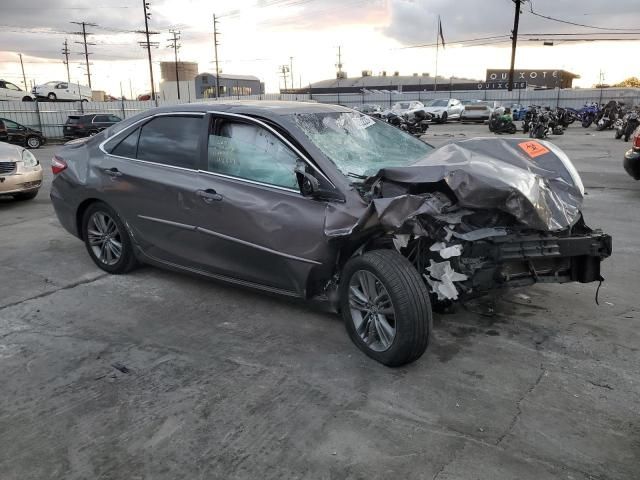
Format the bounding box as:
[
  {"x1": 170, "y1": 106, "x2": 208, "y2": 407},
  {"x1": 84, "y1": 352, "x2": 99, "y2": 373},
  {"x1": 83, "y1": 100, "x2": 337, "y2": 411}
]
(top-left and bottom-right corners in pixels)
[{"x1": 518, "y1": 141, "x2": 550, "y2": 159}]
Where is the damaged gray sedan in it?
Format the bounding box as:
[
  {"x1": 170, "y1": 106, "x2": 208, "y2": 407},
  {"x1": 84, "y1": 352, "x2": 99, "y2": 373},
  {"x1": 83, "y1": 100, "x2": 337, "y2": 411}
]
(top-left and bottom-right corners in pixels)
[{"x1": 50, "y1": 101, "x2": 611, "y2": 366}]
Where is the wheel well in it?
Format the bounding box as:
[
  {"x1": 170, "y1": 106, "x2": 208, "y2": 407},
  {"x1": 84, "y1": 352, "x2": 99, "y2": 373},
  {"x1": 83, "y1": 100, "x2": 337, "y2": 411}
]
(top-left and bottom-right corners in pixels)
[
  {"x1": 76, "y1": 198, "x2": 101, "y2": 240},
  {"x1": 22, "y1": 96, "x2": 33, "y2": 102}
]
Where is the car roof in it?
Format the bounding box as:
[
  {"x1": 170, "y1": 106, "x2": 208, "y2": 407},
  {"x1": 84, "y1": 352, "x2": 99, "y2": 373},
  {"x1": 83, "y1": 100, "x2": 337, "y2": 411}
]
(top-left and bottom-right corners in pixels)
[{"x1": 143, "y1": 100, "x2": 353, "y2": 116}]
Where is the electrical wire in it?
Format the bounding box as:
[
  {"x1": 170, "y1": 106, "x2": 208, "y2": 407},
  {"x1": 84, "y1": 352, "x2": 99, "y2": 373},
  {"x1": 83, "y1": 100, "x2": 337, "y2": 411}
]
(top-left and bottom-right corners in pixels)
[{"x1": 525, "y1": 1, "x2": 640, "y2": 32}]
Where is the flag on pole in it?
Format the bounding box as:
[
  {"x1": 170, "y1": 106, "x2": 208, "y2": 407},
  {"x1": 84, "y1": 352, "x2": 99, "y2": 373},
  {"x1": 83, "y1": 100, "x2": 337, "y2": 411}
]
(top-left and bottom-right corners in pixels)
[{"x1": 438, "y1": 17, "x2": 446, "y2": 48}]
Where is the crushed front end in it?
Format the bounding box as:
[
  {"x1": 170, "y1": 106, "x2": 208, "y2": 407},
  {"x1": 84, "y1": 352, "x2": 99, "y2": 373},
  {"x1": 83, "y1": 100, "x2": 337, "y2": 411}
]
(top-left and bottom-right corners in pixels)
[
  {"x1": 326, "y1": 137, "x2": 612, "y2": 303},
  {"x1": 400, "y1": 214, "x2": 611, "y2": 302}
]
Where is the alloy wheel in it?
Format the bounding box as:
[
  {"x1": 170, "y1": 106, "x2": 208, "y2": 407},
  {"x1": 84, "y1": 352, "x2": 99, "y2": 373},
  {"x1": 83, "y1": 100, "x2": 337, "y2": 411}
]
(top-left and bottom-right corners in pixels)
[
  {"x1": 348, "y1": 270, "x2": 396, "y2": 352},
  {"x1": 87, "y1": 211, "x2": 123, "y2": 266},
  {"x1": 27, "y1": 137, "x2": 40, "y2": 148}
]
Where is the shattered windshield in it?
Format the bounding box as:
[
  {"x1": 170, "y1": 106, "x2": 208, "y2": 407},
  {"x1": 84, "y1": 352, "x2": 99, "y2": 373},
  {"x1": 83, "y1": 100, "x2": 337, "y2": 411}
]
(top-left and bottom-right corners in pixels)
[{"x1": 291, "y1": 112, "x2": 434, "y2": 178}]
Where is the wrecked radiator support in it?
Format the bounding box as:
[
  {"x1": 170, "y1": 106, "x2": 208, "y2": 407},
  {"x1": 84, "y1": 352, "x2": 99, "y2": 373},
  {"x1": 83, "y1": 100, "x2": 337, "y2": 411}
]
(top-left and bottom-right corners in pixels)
[
  {"x1": 386, "y1": 193, "x2": 611, "y2": 302},
  {"x1": 324, "y1": 138, "x2": 612, "y2": 302}
]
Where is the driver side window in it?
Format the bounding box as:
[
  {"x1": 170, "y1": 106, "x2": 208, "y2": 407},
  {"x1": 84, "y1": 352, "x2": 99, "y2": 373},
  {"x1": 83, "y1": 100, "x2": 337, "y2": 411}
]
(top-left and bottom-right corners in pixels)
[{"x1": 207, "y1": 121, "x2": 299, "y2": 190}]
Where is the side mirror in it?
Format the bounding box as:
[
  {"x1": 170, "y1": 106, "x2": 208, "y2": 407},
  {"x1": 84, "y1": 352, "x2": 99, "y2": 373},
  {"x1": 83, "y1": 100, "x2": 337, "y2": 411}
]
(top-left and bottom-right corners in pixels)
[
  {"x1": 295, "y1": 162, "x2": 320, "y2": 196},
  {"x1": 295, "y1": 162, "x2": 343, "y2": 202}
]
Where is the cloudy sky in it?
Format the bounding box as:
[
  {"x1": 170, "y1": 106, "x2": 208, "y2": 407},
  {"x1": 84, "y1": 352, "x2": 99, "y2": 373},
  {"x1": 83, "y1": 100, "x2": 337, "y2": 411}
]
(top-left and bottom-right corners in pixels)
[{"x1": 0, "y1": 0, "x2": 638, "y2": 97}]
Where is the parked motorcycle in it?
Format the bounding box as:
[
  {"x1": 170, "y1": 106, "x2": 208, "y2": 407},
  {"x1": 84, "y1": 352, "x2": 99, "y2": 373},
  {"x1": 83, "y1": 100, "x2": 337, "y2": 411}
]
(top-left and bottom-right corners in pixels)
[
  {"x1": 403, "y1": 109, "x2": 431, "y2": 135},
  {"x1": 596, "y1": 100, "x2": 623, "y2": 131},
  {"x1": 488, "y1": 108, "x2": 517, "y2": 134},
  {"x1": 579, "y1": 103, "x2": 601, "y2": 128},
  {"x1": 615, "y1": 110, "x2": 640, "y2": 141}
]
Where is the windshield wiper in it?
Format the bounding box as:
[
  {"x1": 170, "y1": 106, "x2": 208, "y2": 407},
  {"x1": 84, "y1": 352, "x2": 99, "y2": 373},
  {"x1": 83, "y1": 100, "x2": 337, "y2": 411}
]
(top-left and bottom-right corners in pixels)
[{"x1": 347, "y1": 172, "x2": 368, "y2": 180}]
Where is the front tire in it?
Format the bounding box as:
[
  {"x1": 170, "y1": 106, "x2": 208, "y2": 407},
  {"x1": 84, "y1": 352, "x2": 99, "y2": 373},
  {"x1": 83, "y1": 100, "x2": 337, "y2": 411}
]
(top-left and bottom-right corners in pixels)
[
  {"x1": 47, "y1": 93, "x2": 57, "y2": 101},
  {"x1": 339, "y1": 250, "x2": 432, "y2": 367},
  {"x1": 82, "y1": 202, "x2": 138, "y2": 274},
  {"x1": 439, "y1": 112, "x2": 448, "y2": 124}
]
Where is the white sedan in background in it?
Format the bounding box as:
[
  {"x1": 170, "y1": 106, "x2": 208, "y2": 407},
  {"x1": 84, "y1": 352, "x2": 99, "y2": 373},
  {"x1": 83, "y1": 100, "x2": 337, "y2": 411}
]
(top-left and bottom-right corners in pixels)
[
  {"x1": 460, "y1": 100, "x2": 495, "y2": 123},
  {"x1": 422, "y1": 98, "x2": 464, "y2": 123}
]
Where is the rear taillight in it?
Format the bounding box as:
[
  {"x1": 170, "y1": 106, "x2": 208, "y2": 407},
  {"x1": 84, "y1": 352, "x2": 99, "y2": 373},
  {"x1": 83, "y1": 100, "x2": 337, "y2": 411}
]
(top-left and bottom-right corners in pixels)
[
  {"x1": 51, "y1": 155, "x2": 67, "y2": 175},
  {"x1": 634, "y1": 128, "x2": 640, "y2": 149}
]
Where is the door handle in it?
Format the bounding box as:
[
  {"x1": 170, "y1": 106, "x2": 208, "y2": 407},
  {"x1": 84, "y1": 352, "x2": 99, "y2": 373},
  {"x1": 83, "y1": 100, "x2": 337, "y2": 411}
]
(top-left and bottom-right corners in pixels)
[
  {"x1": 103, "y1": 167, "x2": 122, "y2": 177},
  {"x1": 196, "y1": 189, "x2": 223, "y2": 203}
]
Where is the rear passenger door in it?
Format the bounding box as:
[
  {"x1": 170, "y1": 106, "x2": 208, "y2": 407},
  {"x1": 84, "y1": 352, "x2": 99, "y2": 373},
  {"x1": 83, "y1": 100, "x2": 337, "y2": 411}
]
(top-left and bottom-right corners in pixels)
[{"x1": 100, "y1": 113, "x2": 206, "y2": 267}]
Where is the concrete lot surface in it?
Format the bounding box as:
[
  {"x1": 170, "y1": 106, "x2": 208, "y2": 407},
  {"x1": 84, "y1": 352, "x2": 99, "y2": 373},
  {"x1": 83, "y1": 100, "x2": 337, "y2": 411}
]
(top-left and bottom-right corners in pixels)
[{"x1": 1, "y1": 122, "x2": 639, "y2": 479}]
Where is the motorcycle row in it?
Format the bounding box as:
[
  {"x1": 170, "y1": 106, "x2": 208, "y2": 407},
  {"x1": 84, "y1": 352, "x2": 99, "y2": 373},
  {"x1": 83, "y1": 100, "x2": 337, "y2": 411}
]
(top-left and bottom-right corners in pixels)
[
  {"x1": 357, "y1": 99, "x2": 640, "y2": 143},
  {"x1": 580, "y1": 101, "x2": 640, "y2": 141},
  {"x1": 488, "y1": 106, "x2": 572, "y2": 139}
]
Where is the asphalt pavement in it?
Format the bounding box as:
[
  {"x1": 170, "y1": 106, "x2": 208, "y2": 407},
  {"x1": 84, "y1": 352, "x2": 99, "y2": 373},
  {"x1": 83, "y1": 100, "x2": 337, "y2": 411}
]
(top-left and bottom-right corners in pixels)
[{"x1": 1, "y1": 122, "x2": 639, "y2": 480}]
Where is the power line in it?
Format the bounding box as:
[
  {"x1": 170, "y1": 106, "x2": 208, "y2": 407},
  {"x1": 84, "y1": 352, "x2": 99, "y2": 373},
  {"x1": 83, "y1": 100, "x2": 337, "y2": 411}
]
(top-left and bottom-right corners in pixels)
[
  {"x1": 526, "y1": 1, "x2": 640, "y2": 32},
  {"x1": 399, "y1": 35, "x2": 510, "y2": 50}
]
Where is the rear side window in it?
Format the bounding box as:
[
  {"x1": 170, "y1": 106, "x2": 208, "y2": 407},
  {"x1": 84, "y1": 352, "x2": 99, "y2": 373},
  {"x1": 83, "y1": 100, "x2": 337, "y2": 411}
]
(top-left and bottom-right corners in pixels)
[
  {"x1": 111, "y1": 127, "x2": 140, "y2": 158},
  {"x1": 137, "y1": 116, "x2": 201, "y2": 169}
]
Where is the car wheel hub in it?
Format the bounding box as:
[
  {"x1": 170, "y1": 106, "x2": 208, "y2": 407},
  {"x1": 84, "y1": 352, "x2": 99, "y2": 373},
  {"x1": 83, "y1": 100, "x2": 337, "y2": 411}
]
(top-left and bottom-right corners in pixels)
[
  {"x1": 87, "y1": 212, "x2": 122, "y2": 266},
  {"x1": 348, "y1": 270, "x2": 396, "y2": 352}
]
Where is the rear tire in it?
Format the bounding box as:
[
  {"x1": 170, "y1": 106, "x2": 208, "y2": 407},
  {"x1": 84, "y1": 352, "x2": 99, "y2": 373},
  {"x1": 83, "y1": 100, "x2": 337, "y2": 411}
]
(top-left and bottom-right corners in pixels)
[
  {"x1": 339, "y1": 250, "x2": 432, "y2": 367},
  {"x1": 82, "y1": 202, "x2": 138, "y2": 274},
  {"x1": 26, "y1": 136, "x2": 41, "y2": 149},
  {"x1": 47, "y1": 93, "x2": 57, "y2": 101}
]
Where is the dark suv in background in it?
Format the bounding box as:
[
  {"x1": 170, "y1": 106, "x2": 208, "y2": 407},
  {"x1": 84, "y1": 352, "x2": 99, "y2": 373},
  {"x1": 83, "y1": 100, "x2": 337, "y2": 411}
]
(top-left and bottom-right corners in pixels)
[{"x1": 63, "y1": 114, "x2": 122, "y2": 138}]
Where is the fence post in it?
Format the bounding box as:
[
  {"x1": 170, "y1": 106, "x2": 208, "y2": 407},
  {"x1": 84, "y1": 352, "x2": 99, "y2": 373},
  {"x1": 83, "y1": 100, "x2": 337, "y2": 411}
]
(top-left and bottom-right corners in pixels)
[
  {"x1": 34, "y1": 99, "x2": 43, "y2": 134},
  {"x1": 121, "y1": 97, "x2": 126, "y2": 119}
]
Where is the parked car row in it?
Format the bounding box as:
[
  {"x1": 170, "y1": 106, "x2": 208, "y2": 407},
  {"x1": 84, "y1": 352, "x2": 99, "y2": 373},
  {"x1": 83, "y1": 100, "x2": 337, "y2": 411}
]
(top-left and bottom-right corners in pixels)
[
  {"x1": 0, "y1": 78, "x2": 93, "y2": 102},
  {"x1": 355, "y1": 98, "x2": 494, "y2": 124}
]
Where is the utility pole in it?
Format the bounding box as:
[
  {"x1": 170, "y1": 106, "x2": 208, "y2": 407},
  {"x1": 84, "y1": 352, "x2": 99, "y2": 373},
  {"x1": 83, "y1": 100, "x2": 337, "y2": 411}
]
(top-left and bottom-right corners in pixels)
[
  {"x1": 336, "y1": 46, "x2": 343, "y2": 78},
  {"x1": 279, "y1": 65, "x2": 290, "y2": 91},
  {"x1": 61, "y1": 39, "x2": 71, "y2": 84},
  {"x1": 289, "y1": 56, "x2": 294, "y2": 91},
  {"x1": 213, "y1": 14, "x2": 221, "y2": 98},
  {"x1": 138, "y1": 1, "x2": 159, "y2": 100},
  {"x1": 18, "y1": 54, "x2": 27, "y2": 91},
  {"x1": 71, "y1": 21, "x2": 96, "y2": 88},
  {"x1": 167, "y1": 29, "x2": 181, "y2": 100},
  {"x1": 508, "y1": 0, "x2": 522, "y2": 92}
]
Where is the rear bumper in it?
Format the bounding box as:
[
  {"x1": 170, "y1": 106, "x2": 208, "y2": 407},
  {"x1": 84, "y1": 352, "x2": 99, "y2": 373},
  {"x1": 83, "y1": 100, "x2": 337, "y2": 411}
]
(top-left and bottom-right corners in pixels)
[
  {"x1": 623, "y1": 148, "x2": 640, "y2": 180},
  {"x1": 459, "y1": 231, "x2": 612, "y2": 296}
]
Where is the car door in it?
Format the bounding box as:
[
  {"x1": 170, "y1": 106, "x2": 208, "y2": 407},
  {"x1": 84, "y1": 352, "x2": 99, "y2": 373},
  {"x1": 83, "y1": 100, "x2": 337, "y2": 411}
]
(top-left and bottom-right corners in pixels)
[
  {"x1": 4, "y1": 82, "x2": 24, "y2": 101},
  {"x1": 1, "y1": 119, "x2": 26, "y2": 145},
  {"x1": 192, "y1": 114, "x2": 331, "y2": 295},
  {"x1": 98, "y1": 113, "x2": 206, "y2": 268},
  {"x1": 92, "y1": 114, "x2": 110, "y2": 131}
]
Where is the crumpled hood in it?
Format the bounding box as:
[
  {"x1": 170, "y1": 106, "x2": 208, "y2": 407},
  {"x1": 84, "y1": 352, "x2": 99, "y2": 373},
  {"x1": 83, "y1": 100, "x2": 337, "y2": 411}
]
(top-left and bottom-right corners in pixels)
[
  {"x1": 374, "y1": 137, "x2": 584, "y2": 232},
  {"x1": 324, "y1": 137, "x2": 585, "y2": 238}
]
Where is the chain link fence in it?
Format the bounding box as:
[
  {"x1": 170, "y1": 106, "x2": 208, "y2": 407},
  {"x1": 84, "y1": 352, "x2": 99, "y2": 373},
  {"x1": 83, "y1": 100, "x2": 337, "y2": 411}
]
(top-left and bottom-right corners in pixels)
[{"x1": 1, "y1": 87, "x2": 638, "y2": 141}]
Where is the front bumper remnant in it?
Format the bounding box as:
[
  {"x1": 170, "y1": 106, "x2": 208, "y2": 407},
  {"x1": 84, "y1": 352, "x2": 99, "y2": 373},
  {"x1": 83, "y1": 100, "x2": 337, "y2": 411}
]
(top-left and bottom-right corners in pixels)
[{"x1": 458, "y1": 231, "x2": 612, "y2": 296}]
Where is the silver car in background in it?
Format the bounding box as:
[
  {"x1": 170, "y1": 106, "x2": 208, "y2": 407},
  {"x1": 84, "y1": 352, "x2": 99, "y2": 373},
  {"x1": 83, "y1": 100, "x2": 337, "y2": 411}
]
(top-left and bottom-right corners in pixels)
[{"x1": 460, "y1": 100, "x2": 494, "y2": 123}]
